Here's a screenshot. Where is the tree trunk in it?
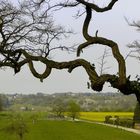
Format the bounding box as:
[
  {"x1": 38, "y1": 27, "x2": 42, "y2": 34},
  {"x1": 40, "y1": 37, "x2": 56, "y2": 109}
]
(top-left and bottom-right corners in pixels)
[{"x1": 133, "y1": 102, "x2": 140, "y2": 129}]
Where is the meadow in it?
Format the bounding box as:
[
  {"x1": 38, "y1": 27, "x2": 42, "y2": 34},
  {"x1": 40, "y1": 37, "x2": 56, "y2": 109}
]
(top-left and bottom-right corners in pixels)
[
  {"x1": 0, "y1": 120, "x2": 140, "y2": 140},
  {"x1": 0, "y1": 112, "x2": 139, "y2": 140},
  {"x1": 80, "y1": 112, "x2": 134, "y2": 122}
]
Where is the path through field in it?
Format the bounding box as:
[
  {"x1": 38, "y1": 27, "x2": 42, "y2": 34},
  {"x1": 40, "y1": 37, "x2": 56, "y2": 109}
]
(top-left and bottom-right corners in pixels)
[{"x1": 78, "y1": 119, "x2": 140, "y2": 135}]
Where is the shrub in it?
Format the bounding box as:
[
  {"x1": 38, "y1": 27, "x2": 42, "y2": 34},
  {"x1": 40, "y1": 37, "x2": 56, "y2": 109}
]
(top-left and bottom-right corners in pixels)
[
  {"x1": 119, "y1": 118, "x2": 133, "y2": 128},
  {"x1": 104, "y1": 115, "x2": 112, "y2": 123},
  {"x1": 104, "y1": 115, "x2": 133, "y2": 128}
]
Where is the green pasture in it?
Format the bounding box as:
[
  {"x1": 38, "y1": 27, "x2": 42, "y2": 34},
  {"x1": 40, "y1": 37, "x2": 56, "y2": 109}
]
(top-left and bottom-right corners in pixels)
[
  {"x1": 0, "y1": 120, "x2": 140, "y2": 140},
  {"x1": 80, "y1": 112, "x2": 134, "y2": 122},
  {"x1": 0, "y1": 111, "x2": 139, "y2": 140}
]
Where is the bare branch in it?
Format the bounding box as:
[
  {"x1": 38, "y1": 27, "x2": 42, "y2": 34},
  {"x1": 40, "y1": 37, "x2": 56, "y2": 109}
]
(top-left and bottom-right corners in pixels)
[
  {"x1": 77, "y1": 5, "x2": 126, "y2": 86},
  {"x1": 1, "y1": 0, "x2": 140, "y2": 103},
  {"x1": 98, "y1": 48, "x2": 111, "y2": 75},
  {"x1": 28, "y1": 60, "x2": 52, "y2": 82},
  {"x1": 76, "y1": 0, "x2": 118, "y2": 12}
]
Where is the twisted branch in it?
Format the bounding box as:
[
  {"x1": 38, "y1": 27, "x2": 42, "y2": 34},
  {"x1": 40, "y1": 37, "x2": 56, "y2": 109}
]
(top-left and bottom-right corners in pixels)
[
  {"x1": 28, "y1": 60, "x2": 52, "y2": 82},
  {"x1": 1, "y1": 0, "x2": 140, "y2": 102},
  {"x1": 76, "y1": 0, "x2": 118, "y2": 12},
  {"x1": 77, "y1": 5, "x2": 126, "y2": 86}
]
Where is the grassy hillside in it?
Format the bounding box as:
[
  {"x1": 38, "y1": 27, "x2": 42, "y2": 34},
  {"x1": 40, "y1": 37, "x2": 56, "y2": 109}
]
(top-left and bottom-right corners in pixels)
[{"x1": 0, "y1": 119, "x2": 140, "y2": 140}]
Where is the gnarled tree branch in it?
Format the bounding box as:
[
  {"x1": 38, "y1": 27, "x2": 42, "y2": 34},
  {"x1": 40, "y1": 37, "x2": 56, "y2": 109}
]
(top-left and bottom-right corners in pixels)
[
  {"x1": 1, "y1": 0, "x2": 140, "y2": 103},
  {"x1": 77, "y1": 5, "x2": 126, "y2": 86},
  {"x1": 76, "y1": 0, "x2": 118, "y2": 12},
  {"x1": 28, "y1": 60, "x2": 52, "y2": 82}
]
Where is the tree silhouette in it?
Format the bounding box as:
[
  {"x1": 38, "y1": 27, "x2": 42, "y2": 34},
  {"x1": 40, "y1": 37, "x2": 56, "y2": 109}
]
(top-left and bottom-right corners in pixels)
[{"x1": 0, "y1": 0, "x2": 140, "y2": 104}]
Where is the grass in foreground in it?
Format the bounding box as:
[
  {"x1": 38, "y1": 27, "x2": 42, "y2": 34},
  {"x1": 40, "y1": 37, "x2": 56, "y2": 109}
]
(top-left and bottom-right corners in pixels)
[{"x1": 0, "y1": 120, "x2": 140, "y2": 140}]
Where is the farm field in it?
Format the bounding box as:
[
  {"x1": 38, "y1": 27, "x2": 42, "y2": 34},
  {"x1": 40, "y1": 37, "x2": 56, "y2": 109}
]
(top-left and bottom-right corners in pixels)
[
  {"x1": 80, "y1": 112, "x2": 134, "y2": 122},
  {"x1": 0, "y1": 119, "x2": 140, "y2": 140}
]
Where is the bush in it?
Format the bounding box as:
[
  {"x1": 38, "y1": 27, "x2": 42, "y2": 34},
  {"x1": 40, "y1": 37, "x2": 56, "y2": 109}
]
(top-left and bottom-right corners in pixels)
[
  {"x1": 104, "y1": 115, "x2": 112, "y2": 123},
  {"x1": 119, "y1": 118, "x2": 133, "y2": 128},
  {"x1": 104, "y1": 115, "x2": 133, "y2": 128}
]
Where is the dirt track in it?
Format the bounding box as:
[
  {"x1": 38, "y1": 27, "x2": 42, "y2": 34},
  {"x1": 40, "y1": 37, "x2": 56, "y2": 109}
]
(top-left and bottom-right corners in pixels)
[{"x1": 78, "y1": 119, "x2": 140, "y2": 135}]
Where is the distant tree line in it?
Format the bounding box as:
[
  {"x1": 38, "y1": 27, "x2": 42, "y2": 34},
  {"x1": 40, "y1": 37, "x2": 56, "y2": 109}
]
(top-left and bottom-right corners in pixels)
[{"x1": 0, "y1": 92, "x2": 136, "y2": 112}]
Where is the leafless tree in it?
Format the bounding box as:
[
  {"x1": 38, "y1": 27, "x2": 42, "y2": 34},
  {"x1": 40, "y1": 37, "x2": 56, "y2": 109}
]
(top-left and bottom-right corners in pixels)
[
  {"x1": 0, "y1": 0, "x2": 140, "y2": 105},
  {"x1": 126, "y1": 18, "x2": 140, "y2": 126},
  {"x1": 97, "y1": 48, "x2": 111, "y2": 75},
  {"x1": 0, "y1": 0, "x2": 73, "y2": 77},
  {"x1": 126, "y1": 19, "x2": 140, "y2": 60}
]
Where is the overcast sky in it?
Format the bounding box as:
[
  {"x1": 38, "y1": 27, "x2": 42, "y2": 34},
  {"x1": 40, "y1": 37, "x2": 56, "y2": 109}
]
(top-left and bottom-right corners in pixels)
[{"x1": 0, "y1": 0, "x2": 140, "y2": 94}]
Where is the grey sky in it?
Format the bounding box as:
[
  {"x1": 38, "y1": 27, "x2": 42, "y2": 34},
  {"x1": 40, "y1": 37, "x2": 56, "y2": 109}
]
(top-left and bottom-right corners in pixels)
[{"x1": 0, "y1": 0, "x2": 140, "y2": 94}]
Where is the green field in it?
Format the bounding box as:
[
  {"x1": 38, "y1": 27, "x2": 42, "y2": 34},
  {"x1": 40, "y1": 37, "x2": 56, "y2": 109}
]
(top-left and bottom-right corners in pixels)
[
  {"x1": 0, "y1": 112, "x2": 139, "y2": 140},
  {"x1": 80, "y1": 112, "x2": 134, "y2": 122},
  {"x1": 0, "y1": 120, "x2": 140, "y2": 140}
]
